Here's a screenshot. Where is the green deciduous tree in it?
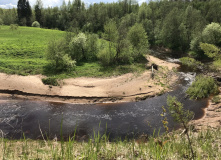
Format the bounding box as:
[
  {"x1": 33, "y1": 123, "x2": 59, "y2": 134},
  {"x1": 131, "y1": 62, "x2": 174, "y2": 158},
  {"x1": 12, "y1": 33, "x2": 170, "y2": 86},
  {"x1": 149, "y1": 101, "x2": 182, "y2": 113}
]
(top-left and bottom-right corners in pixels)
[
  {"x1": 47, "y1": 38, "x2": 76, "y2": 71},
  {"x1": 160, "y1": 7, "x2": 182, "y2": 50},
  {"x1": 167, "y1": 95, "x2": 195, "y2": 159},
  {"x1": 201, "y1": 22, "x2": 221, "y2": 46},
  {"x1": 86, "y1": 34, "x2": 98, "y2": 61},
  {"x1": 200, "y1": 43, "x2": 220, "y2": 60},
  {"x1": 128, "y1": 23, "x2": 149, "y2": 58},
  {"x1": 104, "y1": 19, "x2": 118, "y2": 50},
  {"x1": 69, "y1": 33, "x2": 87, "y2": 61},
  {"x1": 200, "y1": 43, "x2": 221, "y2": 68},
  {"x1": 0, "y1": 18, "x2": 3, "y2": 25}
]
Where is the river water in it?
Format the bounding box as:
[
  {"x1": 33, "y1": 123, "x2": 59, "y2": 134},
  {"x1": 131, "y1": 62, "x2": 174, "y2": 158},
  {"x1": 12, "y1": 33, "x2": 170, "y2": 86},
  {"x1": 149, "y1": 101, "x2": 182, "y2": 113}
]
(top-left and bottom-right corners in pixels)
[{"x1": 0, "y1": 56, "x2": 208, "y2": 141}]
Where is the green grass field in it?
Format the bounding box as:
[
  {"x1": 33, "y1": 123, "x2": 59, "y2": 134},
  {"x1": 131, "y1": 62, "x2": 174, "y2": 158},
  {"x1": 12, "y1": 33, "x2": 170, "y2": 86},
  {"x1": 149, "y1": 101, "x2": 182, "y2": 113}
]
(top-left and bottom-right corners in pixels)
[
  {"x1": 0, "y1": 25, "x2": 64, "y2": 75},
  {"x1": 0, "y1": 26, "x2": 145, "y2": 78},
  {"x1": 1, "y1": 128, "x2": 220, "y2": 159}
]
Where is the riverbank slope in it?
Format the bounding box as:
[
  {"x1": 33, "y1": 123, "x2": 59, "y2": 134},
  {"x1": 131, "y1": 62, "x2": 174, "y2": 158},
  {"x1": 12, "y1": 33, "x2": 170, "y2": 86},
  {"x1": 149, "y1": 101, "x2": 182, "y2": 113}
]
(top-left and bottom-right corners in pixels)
[{"x1": 0, "y1": 55, "x2": 179, "y2": 104}]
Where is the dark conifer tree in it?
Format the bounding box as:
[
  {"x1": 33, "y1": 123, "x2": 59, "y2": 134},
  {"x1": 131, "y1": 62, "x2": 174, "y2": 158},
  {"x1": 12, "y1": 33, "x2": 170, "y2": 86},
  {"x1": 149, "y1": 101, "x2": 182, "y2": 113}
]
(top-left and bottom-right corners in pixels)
[
  {"x1": 17, "y1": 0, "x2": 32, "y2": 26},
  {"x1": 34, "y1": 0, "x2": 43, "y2": 25},
  {"x1": 25, "y1": 0, "x2": 32, "y2": 26}
]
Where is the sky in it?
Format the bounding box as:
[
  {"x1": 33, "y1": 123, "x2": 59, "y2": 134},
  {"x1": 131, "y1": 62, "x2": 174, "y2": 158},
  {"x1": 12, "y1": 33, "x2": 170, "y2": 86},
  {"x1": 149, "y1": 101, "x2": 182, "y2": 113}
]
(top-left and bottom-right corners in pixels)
[{"x1": 0, "y1": 0, "x2": 149, "y2": 9}]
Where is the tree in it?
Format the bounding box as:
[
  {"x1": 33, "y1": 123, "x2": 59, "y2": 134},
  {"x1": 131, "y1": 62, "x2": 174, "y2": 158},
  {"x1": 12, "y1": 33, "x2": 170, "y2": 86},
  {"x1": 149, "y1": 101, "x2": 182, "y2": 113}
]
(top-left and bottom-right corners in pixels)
[
  {"x1": 47, "y1": 38, "x2": 76, "y2": 71},
  {"x1": 0, "y1": 18, "x2": 3, "y2": 25},
  {"x1": 167, "y1": 96, "x2": 195, "y2": 159},
  {"x1": 200, "y1": 43, "x2": 221, "y2": 68},
  {"x1": 190, "y1": 22, "x2": 221, "y2": 57},
  {"x1": 179, "y1": 5, "x2": 206, "y2": 51},
  {"x1": 86, "y1": 34, "x2": 98, "y2": 61},
  {"x1": 201, "y1": 22, "x2": 221, "y2": 46},
  {"x1": 17, "y1": 0, "x2": 25, "y2": 24},
  {"x1": 128, "y1": 23, "x2": 149, "y2": 58},
  {"x1": 160, "y1": 7, "x2": 182, "y2": 50},
  {"x1": 200, "y1": 43, "x2": 220, "y2": 60},
  {"x1": 34, "y1": 0, "x2": 43, "y2": 26},
  {"x1": 69, "y1": 33, "x2": 87, "y2": 61},
  {"x1": 104, "y1": 19, "x2": 118, "y2": 50},
  {"x1": 17, "y1": 0, "x2": 32, "y2": 26},
  {"x1": 25, "y1": 0, "x2": 32, "y2": 26}
]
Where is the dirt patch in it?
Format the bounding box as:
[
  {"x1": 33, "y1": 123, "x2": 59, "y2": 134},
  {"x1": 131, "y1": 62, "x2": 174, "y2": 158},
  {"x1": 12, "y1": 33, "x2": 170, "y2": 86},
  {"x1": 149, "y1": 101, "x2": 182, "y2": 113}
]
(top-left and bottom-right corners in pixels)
[
  {"x1": 190, "y1": 93, "x2": 221, "y2": 130},
  {"x1": 0, "y1": 56, "x2": 179, "y2": 104}
]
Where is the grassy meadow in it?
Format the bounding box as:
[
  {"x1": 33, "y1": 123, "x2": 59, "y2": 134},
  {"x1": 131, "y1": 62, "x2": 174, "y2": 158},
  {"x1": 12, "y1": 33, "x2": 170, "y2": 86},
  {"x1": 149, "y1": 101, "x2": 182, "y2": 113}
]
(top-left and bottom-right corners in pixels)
[
  {"x1": 0, "y1": 25, "x2": 145, "y2": 78},
  {"x1": 1, "y1": 128, "x2": 220, "y2": 160},
  {"x1": 0, "y1": 26, "x2": 64, "y2": 75}
]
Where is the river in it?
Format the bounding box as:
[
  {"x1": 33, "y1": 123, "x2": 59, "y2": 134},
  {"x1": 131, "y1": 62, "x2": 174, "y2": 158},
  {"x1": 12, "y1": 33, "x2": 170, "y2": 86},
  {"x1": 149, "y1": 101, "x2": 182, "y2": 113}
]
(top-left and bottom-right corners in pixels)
[{"x1": 0, "y1": 54, "x2": 208, "y2": 141}]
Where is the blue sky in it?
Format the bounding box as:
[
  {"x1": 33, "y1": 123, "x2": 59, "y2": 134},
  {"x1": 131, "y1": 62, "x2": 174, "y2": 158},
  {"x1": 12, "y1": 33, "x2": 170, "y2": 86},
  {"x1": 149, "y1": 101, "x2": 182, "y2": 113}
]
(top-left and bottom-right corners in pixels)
[{"x1": 0, "y1": 0, "x2": 149, "y2": 8}]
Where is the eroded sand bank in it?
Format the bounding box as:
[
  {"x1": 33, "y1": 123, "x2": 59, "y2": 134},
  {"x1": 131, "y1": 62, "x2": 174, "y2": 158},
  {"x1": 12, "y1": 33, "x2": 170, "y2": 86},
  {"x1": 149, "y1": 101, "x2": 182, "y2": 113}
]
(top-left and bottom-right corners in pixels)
[{"x1": 0, "y1": 56, "x2": 179, "y2": 103}]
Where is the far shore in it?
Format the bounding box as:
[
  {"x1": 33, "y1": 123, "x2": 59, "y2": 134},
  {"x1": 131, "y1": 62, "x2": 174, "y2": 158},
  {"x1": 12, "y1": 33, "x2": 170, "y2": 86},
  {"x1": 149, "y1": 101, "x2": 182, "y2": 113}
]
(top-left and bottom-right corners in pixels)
[{"x1": 0, "y1": 55, "x2": 179, "y2": 104}]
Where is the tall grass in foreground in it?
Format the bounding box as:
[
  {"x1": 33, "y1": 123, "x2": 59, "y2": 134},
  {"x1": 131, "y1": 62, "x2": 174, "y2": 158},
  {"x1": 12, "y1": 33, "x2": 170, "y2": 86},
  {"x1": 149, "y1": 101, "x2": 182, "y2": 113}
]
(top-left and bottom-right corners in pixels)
[{"x1": 0, "y1": 128, "x2": 220, "y2": 159}]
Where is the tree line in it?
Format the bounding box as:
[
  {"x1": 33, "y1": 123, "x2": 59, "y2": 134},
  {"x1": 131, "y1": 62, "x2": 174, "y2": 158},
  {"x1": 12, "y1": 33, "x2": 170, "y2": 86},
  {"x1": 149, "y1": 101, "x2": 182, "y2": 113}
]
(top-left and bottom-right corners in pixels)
[
  {"x1": 0, "y1": 0, "x2": 221, "y2": 50},
  {"x1": 0, "y1": 0, "x2": 221, "y2": 70}
]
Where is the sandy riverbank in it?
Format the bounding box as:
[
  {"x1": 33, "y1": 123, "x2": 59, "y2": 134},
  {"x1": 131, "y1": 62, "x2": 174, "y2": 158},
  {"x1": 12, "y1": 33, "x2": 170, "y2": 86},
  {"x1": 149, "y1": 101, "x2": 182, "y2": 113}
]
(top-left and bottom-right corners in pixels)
[
  {"x1": 190, "y1": 93, "x2": 221, "y2": 130},
  {"x1": 0, "y1": 56, "x2": 179, "y2": 104}
]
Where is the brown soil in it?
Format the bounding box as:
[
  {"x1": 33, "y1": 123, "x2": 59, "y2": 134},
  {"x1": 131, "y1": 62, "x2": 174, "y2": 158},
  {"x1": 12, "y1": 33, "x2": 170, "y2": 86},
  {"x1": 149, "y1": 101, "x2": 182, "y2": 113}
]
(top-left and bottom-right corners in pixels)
[
  {"x1": 0, "y1": 55, "x2": 179, "y2": 104},
  {"x1": 190, "y1": 93, "x2": 221, "y2": 130}
]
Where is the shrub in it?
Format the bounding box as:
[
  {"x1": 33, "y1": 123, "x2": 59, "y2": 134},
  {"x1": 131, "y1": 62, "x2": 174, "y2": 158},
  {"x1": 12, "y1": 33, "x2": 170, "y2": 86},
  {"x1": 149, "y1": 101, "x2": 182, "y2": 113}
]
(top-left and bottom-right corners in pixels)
[
  {"x1": 97, "y1": 48, "x2": 115, "y2": 66},
  {"x1": 42, "y1": 77, "x2": 59, "y2": 86},
  {"x1": 47, "y1": 38, "x2": 76, "y2": 72},
  {"x1": 10, "y1": 24, "x2": 18, "y2": 30},
  {"x1": 186, "y1": 75, "x2": 219, "y2": 99},
  {"x1": 188, "y1": 51, "x2": 200, "y2": 59},
  {"x1": 213, "y1": 59, "x2": 221, "y2": 68},
  {"x1": 212, "y1": 95, "x2": 221, "y2": 104},
  {"x1": 179, "y1": 57, "x2": 203, "y2": 71},
  {"x1": 32, "y1": 21, "x2": 40, "y2": 28}
]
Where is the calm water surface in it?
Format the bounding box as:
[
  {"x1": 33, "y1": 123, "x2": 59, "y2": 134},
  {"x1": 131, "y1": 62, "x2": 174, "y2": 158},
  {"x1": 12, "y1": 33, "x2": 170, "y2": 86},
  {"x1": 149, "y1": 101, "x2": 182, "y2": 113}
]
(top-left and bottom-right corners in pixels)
[{"x1": 0, "y1": 74, "x2": 208, "y2": 140}]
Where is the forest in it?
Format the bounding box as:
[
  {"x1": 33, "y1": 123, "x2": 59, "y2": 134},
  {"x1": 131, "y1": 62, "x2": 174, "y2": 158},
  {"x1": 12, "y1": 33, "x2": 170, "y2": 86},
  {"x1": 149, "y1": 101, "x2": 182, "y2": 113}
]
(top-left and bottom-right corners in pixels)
[
  {"x1": 0, "y1": 1, "x2": 221, "y2": 159},
  {"x1": 0, "y1": 0, "x2": 221, "y2": 72}
]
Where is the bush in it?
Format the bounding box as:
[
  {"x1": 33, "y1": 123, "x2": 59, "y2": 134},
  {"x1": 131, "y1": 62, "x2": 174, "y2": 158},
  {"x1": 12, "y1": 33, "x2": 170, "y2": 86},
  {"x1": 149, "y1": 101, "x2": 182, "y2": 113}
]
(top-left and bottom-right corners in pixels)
[
  {"x1": 186, "y1": 75, "x2": 219, "y2": 99},
  {"x1": 179, "y1": 57, "x2": 203, "y2": 71},
  {"x1": 213, "y1": 59, "x2": 221, "y2": 68},
  {"x1": 47, "y1": 38, "x2": 76, "y2": 72},
  {"x1": 42, "y1": 77, "x2": 59, "y2": 86},
  {"x1": 212, "y1": 95, "x2": 221, "y2": 104},
  {"x1": 32, "y1": 21, "x2": 40, "y2": 28},
  {"x1": 10, "y1": 24, "x2": 18, "y2": 30},
  {"x1": 97, "y1": 48, "x2": 115, "y2": 66}
]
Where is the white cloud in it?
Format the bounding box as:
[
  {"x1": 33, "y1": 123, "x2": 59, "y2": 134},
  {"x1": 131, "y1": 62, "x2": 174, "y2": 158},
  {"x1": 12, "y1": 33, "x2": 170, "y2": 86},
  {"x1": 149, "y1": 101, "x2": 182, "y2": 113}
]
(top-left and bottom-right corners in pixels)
[
  {"x1": 0, "y1": 0, "x2": 150, "y2": 9},
  {"x1": 0, "y1": 3, "x2": 16, "y2": 9},
  {"x1": 138, "y1": 0, "x2": 147, "y2": 5},
  {"x1": 29, "y1": 0, "x2": 62, "y2": 7}
]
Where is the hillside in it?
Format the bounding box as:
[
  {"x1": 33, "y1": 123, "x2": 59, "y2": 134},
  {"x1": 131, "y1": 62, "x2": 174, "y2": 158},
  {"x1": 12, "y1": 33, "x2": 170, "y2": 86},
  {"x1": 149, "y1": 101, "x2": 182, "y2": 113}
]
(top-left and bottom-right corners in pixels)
[{"x1": 0, "y1": 26, "x2": 64, "y2": 75}]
